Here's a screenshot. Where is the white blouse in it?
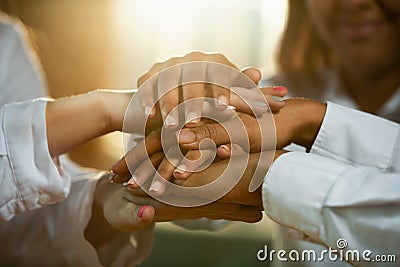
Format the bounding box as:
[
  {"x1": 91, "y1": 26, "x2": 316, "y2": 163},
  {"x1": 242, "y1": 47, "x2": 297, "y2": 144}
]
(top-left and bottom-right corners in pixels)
[
  {"x1": 0, "y1": 13, "x2": 70, "y2": 221},
  {"x1": 0, "y1": 13, "x2": 152, "y2": 266}
]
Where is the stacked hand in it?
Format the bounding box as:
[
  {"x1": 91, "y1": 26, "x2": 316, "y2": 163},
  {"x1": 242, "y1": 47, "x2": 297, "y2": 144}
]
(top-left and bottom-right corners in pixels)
[{"x1": 89, "y1": 52, "x2": 327, "y2": 238}]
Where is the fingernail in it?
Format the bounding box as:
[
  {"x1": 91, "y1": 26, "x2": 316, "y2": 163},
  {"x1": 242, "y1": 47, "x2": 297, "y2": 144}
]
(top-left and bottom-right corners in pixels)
[
  {"x1": 174, "y1": 164, "x2": 186, "y2": 174},
  {"x1": 186, "y1": 112, "x2": 199, "y2": 125},
  {"x1": 218, "y1": 95, "x2": 228, "y2": 106},
  {"x1": 144, "y1": 106, "x2": 154, "y2": 116},
  {"x1": 123, "y1": 176, "x2": 137, "y2": 187},
  {"x1": 129, "y1": 175, "x2": 137, "y2": 183},
  {"x1": 271, "y1": 96, "x2": 284, "y2": 102},
  {"x1": 226, "y1": 105, "x2": 236, "y2": 111},
  {"x1": 273, "y1": 86, "x2": 287, "y2": 91},
  {"x1": 165, "y1": 114, "x2": 177, "y2": 128},
  {"x1": 219, "y1": 145, "x2": 230, "y2": 154},
  {"x1": 138, "y1": 206, "x2": 149, "y2": 218},
  {"x1": 108, "y1": 171, "x2": 117, "y2": 183},
  {"x1": 253, "y1": 101, "x2": 268, "y2": 107},
  {"x1": 178, "y1": 130, "x2": 196, "y2": 143},
  {"x1": 149, "y1": 181, "x2": 162, "y2": 193}
]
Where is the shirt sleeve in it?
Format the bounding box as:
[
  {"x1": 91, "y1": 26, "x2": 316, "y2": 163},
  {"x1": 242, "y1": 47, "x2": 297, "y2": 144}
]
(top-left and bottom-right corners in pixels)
[
  {"x1": 263, "y1": 151, "x2": 400, "y2": 266},
  {"x1": 0, "y1": 171, "x2": 154, "y2": 267},
  {"x1": 262, "y1": 104, "x2": 400, "y2": 265},
  {"x1": 310, "y1": 101, "x2": 400, "y2": 171},
  {"x1": 0, "y1": 98, "x2": 71, "y2": 221},
  {"x1": 0, "y1": 13, "x2": 48, "y2": 105}
]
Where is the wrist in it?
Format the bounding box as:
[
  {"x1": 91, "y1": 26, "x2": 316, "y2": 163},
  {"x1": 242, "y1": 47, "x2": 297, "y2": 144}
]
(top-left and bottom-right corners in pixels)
[
  {"x1": 93, "y1": 89, "x2": 135, "y2": 132},
  {"x1": 294, "y1": 100, "x2": 326, "y2": 150},
  {"x1": 274, "y1": 98, "x2": 326, "y2": 150}
]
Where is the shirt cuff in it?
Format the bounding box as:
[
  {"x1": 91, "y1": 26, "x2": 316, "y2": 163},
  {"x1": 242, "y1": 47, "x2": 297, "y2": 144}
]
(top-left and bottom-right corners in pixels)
[
  {"x1": 1, "y1": 98, "x2": 70, "y2": 220},
  {"x1": 310, "y1": 101, "x2": 399, "y2": 170},
  {"x1": 262, "y1": 151, "x2": 348, "y2": 239}
]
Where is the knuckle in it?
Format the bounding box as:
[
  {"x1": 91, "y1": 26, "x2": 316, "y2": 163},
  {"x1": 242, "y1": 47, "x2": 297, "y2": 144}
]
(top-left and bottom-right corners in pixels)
[
  {"x1": 187, "y1": 51, "x2": 202, "y2": 59},
  {"x1": 137, "y1": 75, "x2": 147, "y2": 87},
  {"x1": 197, "y1": 124, "x2": 216, "y2": 140},
  {"x1": 180, "y1": 178, "x2": 195, "y2": 188},
  {"x1": 211, "y1": 53, "x2": 229, "y2": 65},
  {"x1": 185, "y1": 151, "x2": 201, "y2": 161},
  {"x1": 157, "y1": 168, "x2": 172, "y2": 180}
]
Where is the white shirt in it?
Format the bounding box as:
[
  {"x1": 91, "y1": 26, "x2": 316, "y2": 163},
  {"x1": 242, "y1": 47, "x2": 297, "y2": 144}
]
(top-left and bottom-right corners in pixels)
[
  {"x1": 0, "y1": 13, "x2": 226, "y2": 266},
  {"x1": 0, "y1": 13, "x2": 152, "y2": 266},
  {"x1": 0, "y1": 13, "x2": 70, "y2": 221},
  {"x1": 262, "y1": 74, "x2": 400, "y2": 266}
]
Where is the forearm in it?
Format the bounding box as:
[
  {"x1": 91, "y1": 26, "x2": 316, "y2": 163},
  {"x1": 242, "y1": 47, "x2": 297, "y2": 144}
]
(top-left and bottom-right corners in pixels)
[{"x1": 46, "y1": 90, "x2": 134, "y2": 157}]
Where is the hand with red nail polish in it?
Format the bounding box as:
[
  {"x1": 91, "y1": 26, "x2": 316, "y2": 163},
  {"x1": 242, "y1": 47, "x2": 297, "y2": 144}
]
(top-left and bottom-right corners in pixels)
[
  {"x1": 135, "y1": 52, "x2": 287, "y2": 132},
  {"x1": 90, "y1": 171, "x2": 263, "y2": 227},
  {"x1": 127, "y1": 151, "x2": 287, "y2": 216},
  {"x1": 126, "y1": 188, "x2": 263, "y2": 223},
  {"x1": 86, "y1": 179, "x2": 156, "y2": 237},
  {"x1": 137, "y1": 51, "x2": 240, "y2": 131}
]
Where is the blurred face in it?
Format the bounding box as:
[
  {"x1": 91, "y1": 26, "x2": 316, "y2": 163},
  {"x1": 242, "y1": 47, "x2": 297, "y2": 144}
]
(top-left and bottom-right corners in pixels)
[{"x1": 306, "y1": 0, "x2": 400, "y2": 75}]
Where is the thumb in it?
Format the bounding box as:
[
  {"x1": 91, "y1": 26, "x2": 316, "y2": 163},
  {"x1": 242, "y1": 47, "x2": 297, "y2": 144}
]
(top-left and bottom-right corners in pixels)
[
  {"x1": 177, "y1": 117, "x2": 250, "y2": 151},
  {"x1": 105, "y1": 203, "x2": 155, "y2": 232},
  {"x1": 241, "y1": 67, "x2": 262, "y2": 84},
  {"x1": 177, "y1": 123, "x2": 230, "y2": 150}
]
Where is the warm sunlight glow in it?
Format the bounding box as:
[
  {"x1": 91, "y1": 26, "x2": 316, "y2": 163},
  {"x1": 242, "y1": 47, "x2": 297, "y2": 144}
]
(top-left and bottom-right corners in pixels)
[{"x1": 112, "y1": 0, "x2": 287, "y2": 73}]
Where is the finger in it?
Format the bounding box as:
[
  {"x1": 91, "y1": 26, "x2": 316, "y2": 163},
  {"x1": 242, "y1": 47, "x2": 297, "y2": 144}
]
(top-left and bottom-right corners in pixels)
[
  {"x1": 261, "y1": 86, "x2": 287, "y2": 111},
  {"x1": 158, "y1": 63, "x2": 181, "y2": 130},
  {"x1": 177, "y1": 123, "x2": 229, "y2": 150},
  {"x1": 177, "y1": 118, "x2": 251, "y2": 151},
  {"x1": 260, "y1": 85, "x2": 288, "y2": 97},
  {"x1": 110, "y1": 171, "x2": 131, "y2": 184},
  {"x1": 137, "y1": 63, "x2": 163, "y2": 118},
  {"x1": 149, "y1": 146, "x2": 183, "y2": 195},
  {"x1": 159, "y1": 88, "x2": 180, "y2": 130},
  {"x1": 206, "y1": 205, "x2": 262, "y2": 223},
  {"x1": 129, "y1": 196, "x2": 240, "y2": 221},
  {"x1": 209, "y1": 84, "x2": 230, "y2": 110},
  {"x1": 182, "y1": 83, "x2": 204, "y2": 128},
  {"x1": 139, "y1": 79, "x2": 157, "y2": 118},
  {"x1": 217, "y1": 143, "x2": 247, "y2": 159},
  {"x1": 137, "y1": 62, "x2": 161, "y2": 87},
  {"x1": 173, "y1": 149, "x2": 215, "y2": 180},
  {"x1": 230, "y1": 87, "x2": 268, "y2": 115},
  {"x1": 182, "y1": 61, "x2": 206, "y2": 128},
  {"x1": 204, "y1": 56, "x2": 235, "y2": 110},
  {"x1": 266, "y1": 94, "x2": 285, "y2": 111},
  {"x1": 136, "y1": 205, "x2": 156, "y2": 226},
  {"x1": 124, "y1": 152, "x2": 164, "y2": 189},
  {"x1": 104, "y1": 201, "x2": 155, "y2": 232},
  {"x1": 109, "y1": 129, "x2": 162, "y2": 176},
  {"x1": 229, "y1": 86, "x2": 287, "y2": 115},
  {"x1": 126, "y1": 187, "x2": 149, "y2": 197},
  {"x1": 241, "y1": 67, "x2": 262, "y2": 85}
]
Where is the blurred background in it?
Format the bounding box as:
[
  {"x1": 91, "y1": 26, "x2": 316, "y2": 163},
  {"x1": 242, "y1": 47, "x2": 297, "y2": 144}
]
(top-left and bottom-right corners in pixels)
[{"x1": 1, "y1": 0, "x2": 287, "y2": 266}]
